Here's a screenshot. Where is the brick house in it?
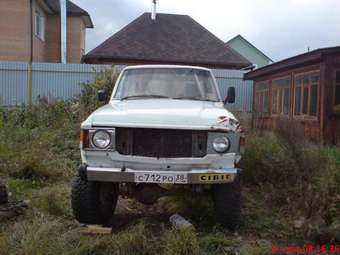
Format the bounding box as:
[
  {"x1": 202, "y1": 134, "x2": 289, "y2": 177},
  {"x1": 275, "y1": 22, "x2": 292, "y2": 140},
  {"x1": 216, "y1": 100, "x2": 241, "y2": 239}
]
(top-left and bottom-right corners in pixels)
[{"x1": 0, "y1": 0, "x2": 93, "y2": 63}]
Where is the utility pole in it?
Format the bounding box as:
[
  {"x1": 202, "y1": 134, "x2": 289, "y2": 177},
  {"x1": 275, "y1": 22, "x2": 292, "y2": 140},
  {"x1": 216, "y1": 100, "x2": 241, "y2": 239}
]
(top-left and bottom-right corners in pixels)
[
  {"x1": 28, "y1": 0, "x2": 33, "y2": 106},
  {"x1": 60, "y1": 0, "x2": 67, "y2": 63}
]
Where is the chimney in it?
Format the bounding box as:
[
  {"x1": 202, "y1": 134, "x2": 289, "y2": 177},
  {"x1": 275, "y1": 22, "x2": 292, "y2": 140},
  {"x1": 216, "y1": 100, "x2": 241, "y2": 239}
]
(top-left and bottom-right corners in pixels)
[
  {"x1": 151, "y1": 0, "x2": 157, "y2": 20},
  {"x1": 60, "y1": 0, "x2": 67, "y2": 63}
]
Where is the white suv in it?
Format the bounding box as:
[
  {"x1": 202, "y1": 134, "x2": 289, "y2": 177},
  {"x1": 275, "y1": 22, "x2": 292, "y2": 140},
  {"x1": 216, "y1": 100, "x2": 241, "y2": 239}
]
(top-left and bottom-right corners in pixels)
[{"x1": 72, "y1": 65, "x2": 243, "y2": 229}]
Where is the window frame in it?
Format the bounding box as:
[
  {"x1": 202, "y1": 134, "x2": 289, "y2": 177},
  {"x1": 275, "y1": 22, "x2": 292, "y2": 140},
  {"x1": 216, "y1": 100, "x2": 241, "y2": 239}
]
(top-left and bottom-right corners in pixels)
[
  {"x1": 35, "y1": 9, "x2": 45, "y2": 41},
  {"x1": 271, "y1": 75, "x2": 291, "y2": 117},
  {"x1": 254, "y1": 80, "x2": 270, "y2": 117},
  {"x1": 334, "y1": 69, "x2": 340, "y2": 112},
  {"x1": 293, "y1": 70, "x2": 320, "y2": 120}
]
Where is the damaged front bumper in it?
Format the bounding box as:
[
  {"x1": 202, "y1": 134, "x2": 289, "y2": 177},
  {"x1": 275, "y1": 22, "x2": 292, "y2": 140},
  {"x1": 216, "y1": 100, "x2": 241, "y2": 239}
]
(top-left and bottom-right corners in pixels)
[
  {"x1": 80, "y1": 151, "x2": 241, "y2": 184},
  {"x1": 79, "y1": 165, "x2": 241, "y2": 184}
]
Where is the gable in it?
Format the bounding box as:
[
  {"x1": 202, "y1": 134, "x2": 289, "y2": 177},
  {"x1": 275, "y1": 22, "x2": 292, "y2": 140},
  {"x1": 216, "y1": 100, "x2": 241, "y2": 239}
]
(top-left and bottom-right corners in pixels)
[{"x1": 226, "y1": 35, "x2": 273, "y2": 68}]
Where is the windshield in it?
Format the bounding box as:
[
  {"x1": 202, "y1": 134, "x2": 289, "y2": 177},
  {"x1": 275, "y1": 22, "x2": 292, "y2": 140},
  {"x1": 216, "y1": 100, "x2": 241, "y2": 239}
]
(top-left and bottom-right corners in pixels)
[{"x1": 114, "y1": 68, "x2": 220, "y2": 102}]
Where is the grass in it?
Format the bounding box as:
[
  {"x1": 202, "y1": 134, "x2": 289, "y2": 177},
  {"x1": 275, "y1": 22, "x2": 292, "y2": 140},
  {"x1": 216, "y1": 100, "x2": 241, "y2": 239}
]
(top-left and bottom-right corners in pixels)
[{"x1": 0, "y1": 74, "x2": 339, "y2": 254}]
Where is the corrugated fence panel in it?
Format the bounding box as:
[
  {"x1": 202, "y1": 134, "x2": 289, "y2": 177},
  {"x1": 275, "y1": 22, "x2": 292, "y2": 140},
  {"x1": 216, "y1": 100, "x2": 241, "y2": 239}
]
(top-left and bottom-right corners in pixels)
[
  {"x1": 0, "y1": 62, "x2": 252, "y2": 112},
  {"x1": 0, "y1": 61, "x2": 112, "y2": 105},
  {"x1": 32, "y1": 63, "x2": 112, "y2": 103},
  {"x1": 212, "y1": 69, "x2": 253, "y2": 112},
  {"x1": 0, "y1": 61, "x2": 28, "y2": 106}
]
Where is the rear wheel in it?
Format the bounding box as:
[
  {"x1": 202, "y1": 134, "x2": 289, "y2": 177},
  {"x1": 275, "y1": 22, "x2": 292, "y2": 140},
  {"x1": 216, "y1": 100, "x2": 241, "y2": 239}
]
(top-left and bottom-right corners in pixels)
[
  {"x1": 71, "y1": 174, "x2": 118, "y2": 224},
  {"x1": 0, "y1": 182, "x2": 8, "y2": 205},
  {"x1": 212, "y1": 177, "x2": 241, "y2": 230}
]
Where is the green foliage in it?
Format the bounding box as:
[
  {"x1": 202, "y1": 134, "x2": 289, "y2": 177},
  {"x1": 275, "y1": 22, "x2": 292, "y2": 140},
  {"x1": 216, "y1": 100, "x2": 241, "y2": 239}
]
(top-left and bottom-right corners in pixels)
[
  {"x1": 162, "y1": 228, "x2": 200, "y2": 255},
  {"x1": 0, "y1": 102, "x2": 79, "y2": 182},
  {"x1": 240, "y1": 130, "x2": 340, "y2": 240},
  {"x1": 199, "y1": 230, "x2": 239, "y2": 254},
  {"x1": 7, "y1": 178, "x2": 43, "y2": 200},
  {"x1": 77, "y1": 71, "x2": 118, "y2": 117},
  {"x1": 241, "y1": 131, "x2": 291, "y2": 184},
  {"x1": 32, "y1": 184, "x2": 72, "y2": 218}
]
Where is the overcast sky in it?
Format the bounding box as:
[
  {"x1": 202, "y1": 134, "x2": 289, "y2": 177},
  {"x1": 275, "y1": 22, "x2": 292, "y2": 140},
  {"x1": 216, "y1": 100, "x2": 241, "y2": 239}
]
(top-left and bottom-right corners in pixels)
[{"x1": 71, "y1": 0, "x2": 340, "y2": 61}]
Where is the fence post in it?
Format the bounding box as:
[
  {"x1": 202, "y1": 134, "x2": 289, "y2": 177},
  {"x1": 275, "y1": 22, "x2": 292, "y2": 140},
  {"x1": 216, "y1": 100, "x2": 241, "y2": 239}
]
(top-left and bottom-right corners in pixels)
[{"x1": 27, "y1": 62, "x2": 33, "y2": 106}]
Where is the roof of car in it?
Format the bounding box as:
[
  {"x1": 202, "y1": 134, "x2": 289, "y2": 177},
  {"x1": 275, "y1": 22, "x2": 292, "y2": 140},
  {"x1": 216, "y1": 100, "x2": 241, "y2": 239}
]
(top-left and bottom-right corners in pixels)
[{"x1": 122, "y1": 65, "x2": 212, "y2": 72}]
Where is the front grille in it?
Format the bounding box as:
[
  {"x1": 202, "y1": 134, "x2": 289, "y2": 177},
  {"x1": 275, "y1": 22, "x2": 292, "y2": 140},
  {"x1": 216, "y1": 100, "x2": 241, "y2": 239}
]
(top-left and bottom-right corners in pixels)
[{"x1": 116, "y1": 128, "x2": 207, "y2": 158}]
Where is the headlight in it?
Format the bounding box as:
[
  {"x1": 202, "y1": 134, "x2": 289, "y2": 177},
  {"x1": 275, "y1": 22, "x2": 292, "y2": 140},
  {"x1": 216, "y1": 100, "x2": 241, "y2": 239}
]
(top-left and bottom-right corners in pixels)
[
  {"x1": 213, "y1": 137, "x2": 230, "y2": 153},
  {"x1": 92, "y1": 130, "x2": 111, "y2": 148}
]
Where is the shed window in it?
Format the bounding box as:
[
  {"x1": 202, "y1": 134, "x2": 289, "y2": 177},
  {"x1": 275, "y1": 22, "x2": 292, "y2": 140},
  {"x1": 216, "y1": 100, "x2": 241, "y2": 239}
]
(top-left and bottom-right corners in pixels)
[
  {"x1": 335, "y1": 70, "x2": 340, "y2": 108},
  {"x1": 255, "y1": 81, "x2": 270, "y2": 116},
  {"x1": 294, "y1": 79, "x2": 302, "y2": 115},
  {"x1": 272, "y1": 89, "x2": 278, "y2": 114},
  {"x1": 302, "y1": 87, "x2": 309, "y2": 114},
  {"x1": 272, "y1": 77, "x2": 291, "y2": 115},
  {"x1": 294, "y1": 71, "x2": 319, "y2": 117}
]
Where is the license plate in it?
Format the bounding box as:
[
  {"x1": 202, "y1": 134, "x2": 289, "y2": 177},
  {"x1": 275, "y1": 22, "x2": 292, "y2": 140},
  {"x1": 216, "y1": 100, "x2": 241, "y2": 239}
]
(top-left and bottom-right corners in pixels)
[{"x1": 135, "y1": 172, "x2": 188, "y2": 184}]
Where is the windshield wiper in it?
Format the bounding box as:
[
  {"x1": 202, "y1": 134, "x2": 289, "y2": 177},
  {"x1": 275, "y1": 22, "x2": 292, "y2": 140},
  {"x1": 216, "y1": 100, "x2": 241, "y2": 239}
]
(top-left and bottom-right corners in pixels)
[
  {"x1": 173, "y1": 96, "x2": 217, "y2": 102},
  {"x1": 120, "y1": 95, "x2": 170, "y2": 101}
]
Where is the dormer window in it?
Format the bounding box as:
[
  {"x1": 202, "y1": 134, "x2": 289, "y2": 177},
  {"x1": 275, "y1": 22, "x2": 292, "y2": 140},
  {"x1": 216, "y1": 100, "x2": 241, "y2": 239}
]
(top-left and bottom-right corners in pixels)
[{"x1": 35, "y1": 10, "x2": 45, "y2": 41}]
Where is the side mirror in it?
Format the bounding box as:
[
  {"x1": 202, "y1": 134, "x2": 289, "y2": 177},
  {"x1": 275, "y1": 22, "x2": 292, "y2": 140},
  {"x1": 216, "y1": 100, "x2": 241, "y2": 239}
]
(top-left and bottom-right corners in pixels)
[
  {"x1": 97, "y1": 89, "x2": 108, "y2": 102},
  {"x1": 224, "y1": 87, "x2": 236, "y2": 104}
]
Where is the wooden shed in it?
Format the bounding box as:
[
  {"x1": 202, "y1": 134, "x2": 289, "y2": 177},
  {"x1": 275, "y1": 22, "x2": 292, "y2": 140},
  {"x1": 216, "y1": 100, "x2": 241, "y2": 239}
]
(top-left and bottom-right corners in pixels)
[{"x1": 244, "y1": 46, "x2": 340, "y2": 144}]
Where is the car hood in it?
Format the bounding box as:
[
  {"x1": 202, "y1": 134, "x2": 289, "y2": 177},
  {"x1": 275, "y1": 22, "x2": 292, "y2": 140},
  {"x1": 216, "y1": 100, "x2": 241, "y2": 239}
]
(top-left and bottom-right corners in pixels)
[{"x1": 83, "y1": 99, "x2": 239, "y2": 131}]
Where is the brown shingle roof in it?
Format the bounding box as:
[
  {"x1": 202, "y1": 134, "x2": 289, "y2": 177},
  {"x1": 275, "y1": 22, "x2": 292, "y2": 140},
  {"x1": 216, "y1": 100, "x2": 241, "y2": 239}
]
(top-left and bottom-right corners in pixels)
[
  {"x1": 83, "y1": 13, "x2": 251, "y2": 69},
  {"x1": 43, "y1": 0, "x2": 93, "y2": 28}
]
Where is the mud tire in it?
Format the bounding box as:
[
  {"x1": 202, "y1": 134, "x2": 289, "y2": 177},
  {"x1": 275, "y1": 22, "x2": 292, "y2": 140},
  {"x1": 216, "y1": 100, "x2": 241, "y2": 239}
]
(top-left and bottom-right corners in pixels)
[
  {"x1": 212, "y1": 177, "x2": 241, "y2": 230},
  {"x1": 71, "y1": 174, "x2": 118, "y2": 224}
]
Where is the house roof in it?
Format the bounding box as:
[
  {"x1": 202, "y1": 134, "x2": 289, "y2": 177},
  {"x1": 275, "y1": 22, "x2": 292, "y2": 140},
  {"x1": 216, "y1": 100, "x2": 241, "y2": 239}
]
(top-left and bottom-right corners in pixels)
[
  {"x1": 83, "y1": 13, "x2": 251, "y2": 69},
  {"x1": 226, "y1": 35, "x2": 274, "y2": 63},
  {"x1": 244, "y1": 46, "x2": 340, "y2": 80},
  {"x1": 43, "y1": 0, "x2": 93, "y2": 28}
]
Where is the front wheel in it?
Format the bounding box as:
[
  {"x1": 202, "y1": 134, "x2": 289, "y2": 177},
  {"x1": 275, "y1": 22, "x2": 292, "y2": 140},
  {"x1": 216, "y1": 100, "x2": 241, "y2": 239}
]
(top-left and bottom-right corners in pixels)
[
  {"x1": 212, "y1": 177, "x2": 241, "y2": 230},
  {"x1": 71, "y1": 174, "x2": 118, "y2": 224}
]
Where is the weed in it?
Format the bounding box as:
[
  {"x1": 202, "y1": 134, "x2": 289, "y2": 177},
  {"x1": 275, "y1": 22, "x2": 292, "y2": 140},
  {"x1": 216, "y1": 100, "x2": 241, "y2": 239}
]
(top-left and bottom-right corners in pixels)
[
  {"x1": 32, "y1": 184, "x2": 72, "y2": 218},
  {"x1": 162, "y1": 228, "x2": 200, "y2": 255}
]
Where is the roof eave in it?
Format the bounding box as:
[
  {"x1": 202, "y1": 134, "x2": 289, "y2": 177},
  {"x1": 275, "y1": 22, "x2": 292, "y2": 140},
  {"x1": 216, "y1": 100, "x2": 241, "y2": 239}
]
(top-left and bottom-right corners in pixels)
[
  {"x1": 244, "y1": 52, "x2": 323, "y2": 80},
  {"x1": 83, "y1": 55, "x2": 250, "y2": 69},
  {"x1": 82, "y1": 15, "x2": 94, "y2": 28}
]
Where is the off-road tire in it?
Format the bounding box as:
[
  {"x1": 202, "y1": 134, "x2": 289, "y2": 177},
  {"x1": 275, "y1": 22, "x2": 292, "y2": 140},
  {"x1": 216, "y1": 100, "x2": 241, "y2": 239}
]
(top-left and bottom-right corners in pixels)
[
  {"x1": 0, "y1": 183, "x2": 8, "y2": 205},
  {"x1": 212, "y1": 177, "x2": 241, "y2": 230},
  {"x1": 71, "y1": 174, "x2": 118, "y2": 224}
]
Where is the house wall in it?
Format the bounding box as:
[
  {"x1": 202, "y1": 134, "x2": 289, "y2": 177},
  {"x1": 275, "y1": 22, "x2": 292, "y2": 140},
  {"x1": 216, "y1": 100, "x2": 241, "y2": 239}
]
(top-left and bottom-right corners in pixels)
[
  {"x1": 252, "y1": 62, "x2": 323, "y2": 142},
  {"x1": 226, "y1": 38, "x2": 272, "y2": 68},
  {"x1": 0, "y1": 0, "x2": 31, "y2": 62},
  {"x1": 45, "y1": 16, "x2": 85, "y2": 63},
  {"x1": 0, "y1": 0, "x2": 86, "y2": 63}
]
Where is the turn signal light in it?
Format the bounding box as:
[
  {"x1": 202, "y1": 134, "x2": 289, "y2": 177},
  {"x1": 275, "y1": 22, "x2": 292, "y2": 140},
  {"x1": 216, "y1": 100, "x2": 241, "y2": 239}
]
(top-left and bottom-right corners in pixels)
[{"x1": 80, "y1": 130, "x2": 89, "y2": 149}]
